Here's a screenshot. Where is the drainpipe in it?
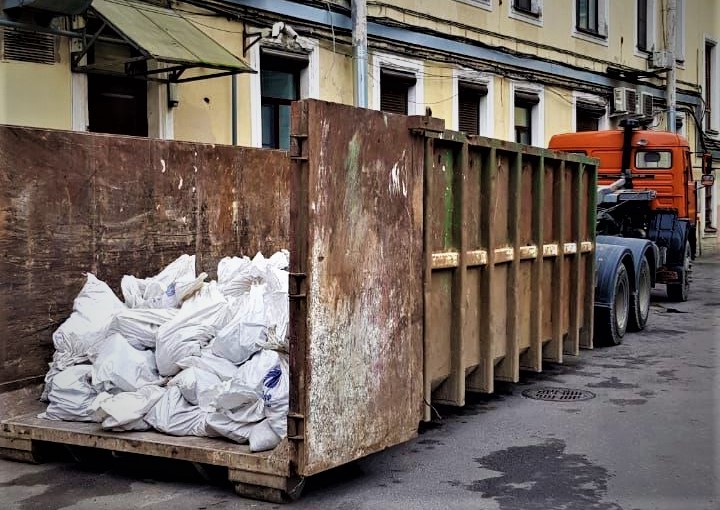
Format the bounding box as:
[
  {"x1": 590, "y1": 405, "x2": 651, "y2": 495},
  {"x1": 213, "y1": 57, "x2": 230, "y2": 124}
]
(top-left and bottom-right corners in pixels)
[
  {"x1": 231, "y1": 74, "x2": 238, "y2": 145},
  {"x1": 351, "y1": 0, "x2": 368, "y2": 108},
  {"x1": 665, "y1": 0, "x2": 677, "y2": 132}
]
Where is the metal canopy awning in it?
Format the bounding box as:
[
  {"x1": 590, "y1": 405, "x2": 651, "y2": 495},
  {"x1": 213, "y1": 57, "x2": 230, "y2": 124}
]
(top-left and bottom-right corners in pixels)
[{"x1": 73, "y1": 0, "x2": 254, "y2": 83}]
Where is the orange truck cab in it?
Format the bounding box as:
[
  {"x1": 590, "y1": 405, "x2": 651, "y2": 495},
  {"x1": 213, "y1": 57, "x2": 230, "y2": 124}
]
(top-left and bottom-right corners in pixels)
[
  {"x1": 549, "y1": 120, "x2": 704, "y2": 305},
  {"x1": 549, "y1": 127, "x2": 697, "y2": 237}
]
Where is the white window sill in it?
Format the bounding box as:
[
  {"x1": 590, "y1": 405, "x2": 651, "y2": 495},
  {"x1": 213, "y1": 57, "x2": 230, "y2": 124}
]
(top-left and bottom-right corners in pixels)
[
  {"x1": 455, "y1": 0, "x2": 492, "y2": 11},
  {"x1": 509, "y1": 10, "x2": 543, "y2": 27},
  {"x1": 572, "y1": 30, "x2": 609, "y2": 47}
]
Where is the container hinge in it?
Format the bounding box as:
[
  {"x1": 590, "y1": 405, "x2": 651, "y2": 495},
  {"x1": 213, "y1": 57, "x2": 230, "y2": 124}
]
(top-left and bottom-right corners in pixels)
[
  {"x1": 289, "y1": 272, "x2": 307, "y2": 301},
  {"x1": 287, "y1": 413, "x2": 305, "y2": 442}
]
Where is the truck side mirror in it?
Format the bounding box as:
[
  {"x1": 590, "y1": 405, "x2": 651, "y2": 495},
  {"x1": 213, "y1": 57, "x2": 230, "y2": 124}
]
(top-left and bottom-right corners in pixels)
[{"x1": 701, "y1": 174, "x2": 715, "y2": 187}]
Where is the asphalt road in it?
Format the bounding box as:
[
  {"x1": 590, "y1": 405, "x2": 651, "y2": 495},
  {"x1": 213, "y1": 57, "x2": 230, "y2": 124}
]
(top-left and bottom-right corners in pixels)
[{"x1": 1, "y1": 256, "x2": 718, "y2": 510}]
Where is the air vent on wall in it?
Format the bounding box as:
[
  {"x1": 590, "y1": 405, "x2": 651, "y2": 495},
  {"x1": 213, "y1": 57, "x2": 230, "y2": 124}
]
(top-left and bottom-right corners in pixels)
[
  {"x1": 612, "y1": 87, "x2": 638, "y2": 114},
  {"x1": 640, "y1": 92, "x2": 655, "y2": 117},
  {"x1": 1, "y1": 28, "x2": 57, "y2": 64}
]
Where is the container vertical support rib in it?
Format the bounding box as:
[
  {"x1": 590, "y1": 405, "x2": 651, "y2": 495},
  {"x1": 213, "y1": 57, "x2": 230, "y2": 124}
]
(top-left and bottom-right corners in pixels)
[
  {"x1": 496, "y1": 150, "x2": 521, "y2": 382},
  {"x1": 522, "y1": 154, "x2": 545, "y2": 371},
  {"x1": 566, "y1": 160, "x2": 583, "y2": 356},
  {"x1": 546, "y1": 159, "x2": 565, "y2": 363},
  {"x1": 468, "y1": 146, "x2": 496, "y2": 393}
]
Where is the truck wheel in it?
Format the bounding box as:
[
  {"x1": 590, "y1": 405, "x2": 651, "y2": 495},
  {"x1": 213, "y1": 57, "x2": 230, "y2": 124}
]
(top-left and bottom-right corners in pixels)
[
  {"x1": 594, "y1": 263, "x2": 630, "y2": 346},
  {"x1": 667, "y1": 242, "x2": 691, "y2": 302},
  {"x1": 628, "y1": 258, "x2": 651, "y2": 331}
]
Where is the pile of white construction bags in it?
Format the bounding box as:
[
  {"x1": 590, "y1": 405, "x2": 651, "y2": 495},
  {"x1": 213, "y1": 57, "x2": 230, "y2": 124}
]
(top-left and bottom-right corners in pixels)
[{"x1": 39, "y1": 251, "x2": 291, "y2": 452}]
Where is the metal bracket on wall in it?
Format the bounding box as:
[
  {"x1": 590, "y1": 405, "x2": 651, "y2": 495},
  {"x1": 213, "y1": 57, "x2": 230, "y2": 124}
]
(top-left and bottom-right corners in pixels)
[{"x1": 243, "y1": 21, "x2": 264, "y2": 56}]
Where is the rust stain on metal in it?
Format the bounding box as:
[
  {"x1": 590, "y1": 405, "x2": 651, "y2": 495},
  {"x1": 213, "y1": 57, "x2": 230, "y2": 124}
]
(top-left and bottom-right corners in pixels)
[
  {"x1": 296, "y1": 101, "x2": 423, "y2": 476},
  {"x1": 0, "y1": 126, "x2": 290, "y2": 388}
]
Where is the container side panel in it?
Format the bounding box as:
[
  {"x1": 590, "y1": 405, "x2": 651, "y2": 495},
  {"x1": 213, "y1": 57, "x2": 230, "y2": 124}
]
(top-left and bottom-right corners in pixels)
[
  {"x1": 0, "y1": 128, "x2": 94, "y2": 387},
  {"x1": 0, "y1": 126, "x2": 289, "y2": 389},
  {"x1": 465, "y1": 149, "x2": 482, "y2": 249},
  {"x1": 542, "y1": 261, "x2": 554, "y2": 341},
  {"x1": 519, "y1": 162, "x2": 534, "y2": 245},
  {"x1": 491, "y1": 265, "x2": 509, "y2": 360},
  {"x1": 429, "y1": 272, "x2": 453, "y2": 389},
  {"x1": 518, "y1": 262, "x2": 533, "y2": 350},
  {"x1": 299, "y1": 101, "x2": 423, "y2": 476},
  {"x1": 462, "y1": 268, "x2": 481, "y2": 373},
  {"x1": 493, "y1": 153, "x2": 510, "y2": 247},
  {"x1": 543, "y1": 163, "x2": 556, "y2": 244}
]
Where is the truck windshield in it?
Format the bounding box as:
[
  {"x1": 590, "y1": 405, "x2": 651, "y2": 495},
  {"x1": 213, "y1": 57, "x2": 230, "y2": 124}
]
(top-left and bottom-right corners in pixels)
[{"x1": 635, "y1": 150, "x2": 672, "y2": 169}]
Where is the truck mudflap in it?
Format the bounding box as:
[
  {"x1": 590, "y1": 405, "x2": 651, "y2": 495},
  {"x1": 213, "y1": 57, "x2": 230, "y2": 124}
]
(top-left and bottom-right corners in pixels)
[
  {"x1": 596, "y1": 236, "x2": 658, "y2": 287},
  {"x1": 594, "y1": 243, "x2": 635, "y2": 307}
]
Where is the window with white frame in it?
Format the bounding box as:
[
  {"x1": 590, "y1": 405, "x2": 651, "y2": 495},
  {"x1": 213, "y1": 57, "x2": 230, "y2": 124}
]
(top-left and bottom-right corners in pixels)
[
  {"x1": 511, "y1": 85, "x2": 543, "y2": 146},
  {"x1": 72, "y1": 19, "x2": 173, "y2": 139},
  {"x1": 575, "y1": 0, "x2": 607, "y2": 39},
  {"x1": 705, "y1": 39, "x2": 718, "y2": 133},
  {"x1": 675, "y1": 0, "x2": 685, "y2": 63},
  {"x1": 636, "y1": 0, "x2": 656, "y2": 53},
  {"x1": 574, "y1": 94, "x2": 607, "y2": 132},
  {"x1": 260, "y1": 50, "x2": 307, "y2": 150},
  {"x1": 372, "y1": 53, "x2": 424, "y2": 115},
  {"x1": 249, "y1": 38, "x2": 319, "y2": 149},
  {"x1": 453, "y1": 70, "x2": 492, "y2": 137},
  {"x1": 509, "y1": 0, "x2": 542, "y2": 25},
  {"x1": 572, "y1": 0, "x2": 608, "y2": 44}
]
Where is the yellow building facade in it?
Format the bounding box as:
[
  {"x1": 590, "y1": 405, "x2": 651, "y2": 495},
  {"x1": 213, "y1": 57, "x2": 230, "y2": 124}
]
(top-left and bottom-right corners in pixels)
[{"x1": 1, "y1": 0, "x2": 719, "y2": 249}]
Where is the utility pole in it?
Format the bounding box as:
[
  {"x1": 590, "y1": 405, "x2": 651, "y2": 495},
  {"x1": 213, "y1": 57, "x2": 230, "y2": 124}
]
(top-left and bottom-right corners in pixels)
[
  {"x1": 352, "y1": 0, "x2": 368, "y2": 108},
  {"x1": 665, "y1": 0, "x2": 677, "y2": 132}
]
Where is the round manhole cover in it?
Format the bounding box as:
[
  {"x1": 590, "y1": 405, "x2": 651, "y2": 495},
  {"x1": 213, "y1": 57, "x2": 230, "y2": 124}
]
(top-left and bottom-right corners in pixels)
[{"x1": 522, "y1": 387, "x2": 595, "y2": 402}]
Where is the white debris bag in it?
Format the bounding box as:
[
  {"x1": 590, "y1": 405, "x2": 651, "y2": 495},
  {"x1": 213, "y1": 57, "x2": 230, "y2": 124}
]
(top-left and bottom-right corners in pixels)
[
  {"x1": 155, "y1": 282, "x2": 230, "y2": 376},
  {"x1": 121, "y1": 255, "x2": 205, "y2": 309},
  {"x1": 212, "y1": 284, "x2": 268, "y2": 364},
  {"x1": 205, "y1": 413, "x2": 255, "y2": 444},
  {"x1": 176, "y1": 349, "x2": 238, "y2": 381},
  {"x1": 217, "y1": 256, "x2": 251, "y2": 286},
  {"x1": 168, "y1": 367, "x2": 221, "y2": 410},
  {"x1": 108, "y1": 308, "x2": 179, "y2": 350},
  {"x1": 218, "y1": 252, "x2": 269, "y2": 297},
  {"x1": 205, "y1": 350, "x2": 289, "y2": 445},
  {"x1": 40, "y1": 365, "x2": 99, "y2": 422},
  {"x1": 214, "y1": 383, "x2": 265, "y2": 423},
  {"x1": 91, "y1": 385, "x2": 166, "y2": 431},
  {"x1": 249, "y1": 419, "x2": 282, "y2": 452},
  {"x1": 262, "y1": 290, "x2": 289, "y2": 351},
  {"x1": 90, "y1": 333, "x2": 163, "y2": 392},
  {"x1": 42, "y1": 274, "x2": 127, "y2": 401},
  {"x1": 144, "y1": 386, "x2": 210, "y2": 437},
  {"x1": 259, "y1": 351, "x2": 290, "y2": 439},
  {"x1": 267, "y1": 249, "x2": 290, "y2": 271}
]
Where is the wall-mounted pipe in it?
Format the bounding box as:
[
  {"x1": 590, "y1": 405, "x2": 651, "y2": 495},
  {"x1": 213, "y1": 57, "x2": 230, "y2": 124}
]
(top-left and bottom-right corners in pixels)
[{"x1": 351, "y1": 0, "x2": 368, "y2": 108}]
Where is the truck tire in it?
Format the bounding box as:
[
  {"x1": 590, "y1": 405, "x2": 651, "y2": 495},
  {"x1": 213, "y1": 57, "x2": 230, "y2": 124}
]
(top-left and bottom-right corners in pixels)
[
  {"x1": 594, "y1": 263, "x2": 630, "y2": 346},
  {"x1": 667, "y1": 242, "x2": 691, "y2": 302},
  {"x1": 628, "y1": 257, "x2": 651, "y2": 331}
]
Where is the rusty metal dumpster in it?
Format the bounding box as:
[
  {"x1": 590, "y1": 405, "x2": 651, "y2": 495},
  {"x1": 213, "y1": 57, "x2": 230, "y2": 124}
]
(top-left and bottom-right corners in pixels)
[{"x1": 0, "y1": 99, "x2": 596, "y2": 501}]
